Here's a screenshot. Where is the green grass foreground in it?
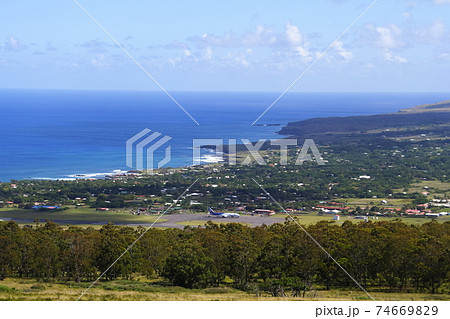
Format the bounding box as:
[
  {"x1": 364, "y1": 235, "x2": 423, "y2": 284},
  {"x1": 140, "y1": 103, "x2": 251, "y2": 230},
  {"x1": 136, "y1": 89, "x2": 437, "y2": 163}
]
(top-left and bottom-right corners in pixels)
[
  {"x1": 0, "y1": 278, "x2": 448, "y2": 301},
  {"x1": 269, "y1": 213, "x2": 450, "y2": 226}
]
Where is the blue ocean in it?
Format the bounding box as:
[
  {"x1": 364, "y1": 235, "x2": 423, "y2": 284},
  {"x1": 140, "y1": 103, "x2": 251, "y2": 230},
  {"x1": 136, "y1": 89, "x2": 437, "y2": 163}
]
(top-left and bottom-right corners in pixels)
[{"x1": 0, "y1": 90, "x2": 448, "y2": 182}]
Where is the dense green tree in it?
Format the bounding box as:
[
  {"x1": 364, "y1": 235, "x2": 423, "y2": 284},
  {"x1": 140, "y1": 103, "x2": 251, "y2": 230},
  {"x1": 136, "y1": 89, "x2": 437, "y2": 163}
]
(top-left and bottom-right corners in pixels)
[
  {"x1": 95, "y1": 224, "x2": 136, "y2": 280},
  {"x1": 62, "y1": 228, "x2": 100, "y2": 283},
  {"x1": 163, "y1": 242, "x2": 214, "y2": 288}
]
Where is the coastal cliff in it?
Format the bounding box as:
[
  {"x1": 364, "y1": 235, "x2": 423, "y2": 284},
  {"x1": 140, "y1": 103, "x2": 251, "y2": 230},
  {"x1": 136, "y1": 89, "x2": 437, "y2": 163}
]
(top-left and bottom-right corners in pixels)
[{"x1": 278, "y1": 100, "x2": 450, "y2": 143}]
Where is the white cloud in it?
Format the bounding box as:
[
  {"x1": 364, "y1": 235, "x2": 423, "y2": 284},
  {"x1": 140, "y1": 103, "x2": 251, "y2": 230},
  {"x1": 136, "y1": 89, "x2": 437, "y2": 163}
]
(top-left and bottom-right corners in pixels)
[
  {"x1": 333, "y1": 41, "x2": 353, "y2": 62},
  {"x1": 159, "y1": 22, "x2": 356, "y2": 71},
  {"x1": 383, "y1": 49, "x2": 407, "y2": 64},
  {"x1": 188, "y1": 23, "x2": 307, "y2": 50},
  {"x1": 184, "y1": 23, "x2": 313, "y2": 65},
  {"x1": 294, "y1": 46, "x2": 310, "y2": 58},
  {"x1": 91, "y1": 54, "x2": 108, "y2": 68},
  {"x1": 203, "y1": 47, "x2": 212, "y2": 60},
  {"x1": 8, "y1": 36, "x2": 20, "y2": 50},
  {"x1": 222, "y1": 52, "x2": 250, "y2": 68},
  {"x1": 414, "y1": 19, "x2": 446, "y2": 44},
  {"x1": 167, "y1": 57, "x2": 182, "y2": 67},
  {"x1": 3, "y1": 36, "x2": 27, "y2": 51},
  {"x1": 235, "y1": 56, "x2": 250, "y2": 68},
  {"x1": 285, "y1": 22, "x2": 303, "y2": 46},
  {"x1": 190, "y1": 25, "x2": 276, "y2": 48},
  {"x1": 283, "y1": 22, "x2": 312, "y2": 60},
  {"x1": 374, "y1": 24, "x2": 404, "y2": 49},
  {"x1": 439, "y1": 52, "x2": 450, "y2": 60}
]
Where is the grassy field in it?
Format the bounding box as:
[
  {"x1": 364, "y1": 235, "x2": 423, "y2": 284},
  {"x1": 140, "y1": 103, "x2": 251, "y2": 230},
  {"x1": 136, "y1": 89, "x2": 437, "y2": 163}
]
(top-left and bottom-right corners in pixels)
[
  {"x1": 0, "y1": 207, "x2": 167, "y2": 225},
  {"x1": 271, "y1": 212, "x2": 450, "y2": 226},
  {"x1": 338, "y1": 198, "x2": 413, "y2": 207},
  {"x1": 404, "y1": 180, "x2": 450, "y2": 195},
  {"x1": 385, "y1": 215, "x2": 450, "y2": 225},
  {"x1": 0, "y1": 278, "x2": 448, "y2": 301}
]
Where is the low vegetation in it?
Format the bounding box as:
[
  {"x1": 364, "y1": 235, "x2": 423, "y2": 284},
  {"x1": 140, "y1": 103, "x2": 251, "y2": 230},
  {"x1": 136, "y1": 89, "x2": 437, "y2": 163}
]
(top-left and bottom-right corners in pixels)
[{"x1": 0, "y1": 278, "x2": 447, "y2": 301}]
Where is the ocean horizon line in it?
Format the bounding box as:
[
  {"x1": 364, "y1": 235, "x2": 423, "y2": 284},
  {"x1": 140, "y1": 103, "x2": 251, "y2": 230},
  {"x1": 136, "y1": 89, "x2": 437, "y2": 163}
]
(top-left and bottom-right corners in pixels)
[{"x1": 1, "y1": 88, "x2": 449, "y2": 94}]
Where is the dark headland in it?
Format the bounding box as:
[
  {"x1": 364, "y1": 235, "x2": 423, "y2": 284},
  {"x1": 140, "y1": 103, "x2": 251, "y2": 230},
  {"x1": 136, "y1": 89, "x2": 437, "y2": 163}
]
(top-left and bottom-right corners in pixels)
[{"x1": 277, "y1": 100, "x2": 450, "y2": 143}]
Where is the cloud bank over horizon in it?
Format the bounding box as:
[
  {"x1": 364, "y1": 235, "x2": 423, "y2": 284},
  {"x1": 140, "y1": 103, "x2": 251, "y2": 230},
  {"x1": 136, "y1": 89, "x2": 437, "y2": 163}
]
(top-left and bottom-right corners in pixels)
[{"x1": 0, "y1": 0, "x2": 449, "y2": 92}]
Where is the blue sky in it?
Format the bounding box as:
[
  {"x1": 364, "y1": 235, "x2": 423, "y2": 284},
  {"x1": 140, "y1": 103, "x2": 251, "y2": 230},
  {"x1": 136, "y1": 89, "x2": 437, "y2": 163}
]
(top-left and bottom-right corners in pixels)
[{"x1": 1, "y1": 0, "x2": 450, "y2": 92}]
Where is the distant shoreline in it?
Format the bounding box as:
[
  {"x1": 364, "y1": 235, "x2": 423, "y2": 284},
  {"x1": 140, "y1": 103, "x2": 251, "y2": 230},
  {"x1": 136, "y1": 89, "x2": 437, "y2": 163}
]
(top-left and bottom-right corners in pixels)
[
  {"x1": 7, "y1": 99, "x2": 450, "y2": 182},
  {"x1": 278, "y1": 99, "x2": 450, "y2": 141},
  {"x1": 2, "y1": 93, "x2": 448, "y2": 182}
]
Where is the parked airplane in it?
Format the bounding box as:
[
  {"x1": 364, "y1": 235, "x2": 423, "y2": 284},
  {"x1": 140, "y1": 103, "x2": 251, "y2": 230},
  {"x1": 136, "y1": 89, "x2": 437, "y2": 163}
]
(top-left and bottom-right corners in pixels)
[{"x1": 208, "y1": 207, "x2": 240, "y2": 218}]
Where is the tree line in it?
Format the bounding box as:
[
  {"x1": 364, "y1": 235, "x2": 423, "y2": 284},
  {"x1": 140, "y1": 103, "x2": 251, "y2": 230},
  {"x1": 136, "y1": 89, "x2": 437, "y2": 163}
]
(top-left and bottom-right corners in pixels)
[{"x1": 0, "y1": 220, "x2": 448, "y2": 295}]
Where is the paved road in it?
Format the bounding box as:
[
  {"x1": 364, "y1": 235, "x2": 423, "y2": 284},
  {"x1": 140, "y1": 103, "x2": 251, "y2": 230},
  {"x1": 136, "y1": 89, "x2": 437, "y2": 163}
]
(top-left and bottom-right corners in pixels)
[{"x1": 1, "y1": 214, "x2": 287, "y2": 229}]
